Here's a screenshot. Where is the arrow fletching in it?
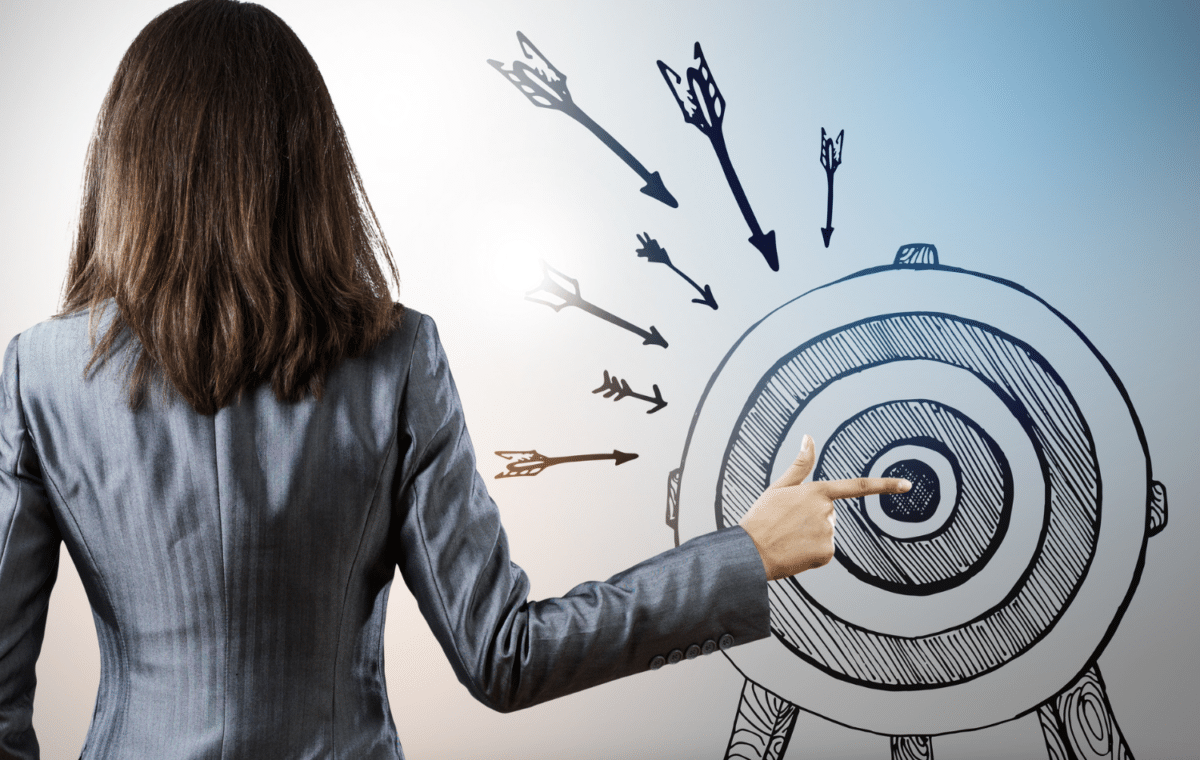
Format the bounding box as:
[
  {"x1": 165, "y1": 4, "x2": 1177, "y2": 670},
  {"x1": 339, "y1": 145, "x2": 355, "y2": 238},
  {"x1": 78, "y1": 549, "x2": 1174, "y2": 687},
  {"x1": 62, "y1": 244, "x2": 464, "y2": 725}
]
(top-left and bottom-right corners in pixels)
[
  {"x1": 688, "y1": 42, "x2": 725, "y2": 131},
  {"x1": 658, "y1": 42, "x2": 725, "y2": 135},
  {"x1": 524, "y1": 260, "x2": 582, "y2": 311},
  {"x1": 592, "y1": 370, "x2": 625, "y2": 399},
  {"x1": 488, "y1": 31, "x2": 572, "y2": 111},
  {"x1": 635, "y1": 232, "x2": 672, "y2": 266},
  {"x1": 657, "y1": 61, "x2": 708, "y2": 131},
  {"x1": 821, "y1": 128, "x2": 843, "y2": 173},
  {"x1": 493, "y1": 450, "x2": 549, "y2": 478}
]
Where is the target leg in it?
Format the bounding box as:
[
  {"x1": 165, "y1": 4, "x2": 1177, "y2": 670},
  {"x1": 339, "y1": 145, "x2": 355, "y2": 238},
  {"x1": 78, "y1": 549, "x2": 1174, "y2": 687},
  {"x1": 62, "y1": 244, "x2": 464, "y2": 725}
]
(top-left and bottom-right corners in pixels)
[
  {"x1": 724, "y1": 678, "x2": 799, "y2": 760},
  {"x1": 890, "y1": 735, "x2": 933, "y2": 759},
  {"x1": 1037, "y1": 664, "x2": 1133, "y2": 760}
]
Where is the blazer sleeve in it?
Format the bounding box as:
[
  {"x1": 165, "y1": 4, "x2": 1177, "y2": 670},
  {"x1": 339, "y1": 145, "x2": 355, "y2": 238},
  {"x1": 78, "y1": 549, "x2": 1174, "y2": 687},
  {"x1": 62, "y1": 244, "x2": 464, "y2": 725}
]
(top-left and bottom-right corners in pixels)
[
  {"x1": 0, "y1": 335, "x2": 62, "y2": 760},
  {"x1": 391, "y1": 315, "x2": 770, "y2": 713}
]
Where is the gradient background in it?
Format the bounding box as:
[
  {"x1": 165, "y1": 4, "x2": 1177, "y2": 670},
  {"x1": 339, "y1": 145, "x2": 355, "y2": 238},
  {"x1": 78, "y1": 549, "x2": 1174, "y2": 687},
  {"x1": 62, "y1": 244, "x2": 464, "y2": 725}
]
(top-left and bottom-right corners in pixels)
[{"x1": 1, "y1": 1, "x2": 1197, "y2": 757}]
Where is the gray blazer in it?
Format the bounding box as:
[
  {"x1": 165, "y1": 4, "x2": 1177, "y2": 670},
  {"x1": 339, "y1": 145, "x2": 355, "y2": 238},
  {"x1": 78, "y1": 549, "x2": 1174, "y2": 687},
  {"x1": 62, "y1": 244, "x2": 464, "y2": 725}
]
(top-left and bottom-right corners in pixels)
[{"x1": 0, "y1": 307, "x2": 769, "y2": 759}]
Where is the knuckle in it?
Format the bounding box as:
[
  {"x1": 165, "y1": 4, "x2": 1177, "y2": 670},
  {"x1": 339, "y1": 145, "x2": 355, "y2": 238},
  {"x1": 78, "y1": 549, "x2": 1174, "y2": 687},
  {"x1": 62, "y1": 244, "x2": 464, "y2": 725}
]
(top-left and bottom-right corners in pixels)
[{"x1": 817, "y1": 544, "x2": 835, "y2": 566}]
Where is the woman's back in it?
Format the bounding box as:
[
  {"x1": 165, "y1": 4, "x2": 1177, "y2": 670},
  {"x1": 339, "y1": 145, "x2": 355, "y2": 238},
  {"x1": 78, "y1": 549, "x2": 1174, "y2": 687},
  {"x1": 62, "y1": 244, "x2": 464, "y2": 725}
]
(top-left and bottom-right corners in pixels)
[{"x1": 9, "y1": 307, "x2": 422, "y2": 758}]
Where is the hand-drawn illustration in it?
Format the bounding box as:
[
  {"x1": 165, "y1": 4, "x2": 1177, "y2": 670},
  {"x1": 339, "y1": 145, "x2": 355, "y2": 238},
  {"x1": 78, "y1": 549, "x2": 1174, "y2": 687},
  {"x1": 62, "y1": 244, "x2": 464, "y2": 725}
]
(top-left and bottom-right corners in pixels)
[
  {"x1": 658, "y1": 43, "x2": 779, "y2": 270},
  {"x1": 593, "y1": 369, "x2": 668, "y2": 414},
  {"x1": 667, "y1": 244, "x2": 1166, "y2": 759},
  {"x1": 494, "y1": 448, "x2": 638, "y2": 479},
  {"x1": 489, "y1": 32, "x2": 678, "y2": 207},
  {"x1": 635, "y1": 232, "x2": 718, "y2": 309},
  {"x1": 526, "y1": 261, "x2": 668, "y2": 348},
  {"x1": 726, "y1": 679, "x2": 798, "y2": 760},
  {"x1": 820, "y1": 128, "x2": 843, "y2": 248}
]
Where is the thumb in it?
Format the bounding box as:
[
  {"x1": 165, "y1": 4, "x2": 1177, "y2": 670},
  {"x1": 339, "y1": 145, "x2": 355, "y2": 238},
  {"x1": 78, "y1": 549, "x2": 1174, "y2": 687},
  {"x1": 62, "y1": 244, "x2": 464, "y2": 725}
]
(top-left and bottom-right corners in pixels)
[{"x1": 771, "y1": 434, "x2": 815, "y2": 489}]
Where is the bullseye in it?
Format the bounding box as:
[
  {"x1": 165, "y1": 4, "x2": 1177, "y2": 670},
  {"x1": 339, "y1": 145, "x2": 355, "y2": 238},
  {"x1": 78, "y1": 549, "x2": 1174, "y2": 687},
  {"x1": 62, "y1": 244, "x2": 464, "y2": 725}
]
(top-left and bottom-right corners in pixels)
[{"x1": 881, "y1": 460, "x2": 939, "y2": 522}]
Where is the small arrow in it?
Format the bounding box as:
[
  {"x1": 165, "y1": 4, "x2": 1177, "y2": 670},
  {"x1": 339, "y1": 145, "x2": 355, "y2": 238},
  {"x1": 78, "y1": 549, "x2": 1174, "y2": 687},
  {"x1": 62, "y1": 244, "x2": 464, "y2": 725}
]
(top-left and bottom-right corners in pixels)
[
  {"x1": 592, "y1": 370, "x2": 668, "y2": 414},
  {"x1": 658, "y1": 42, "x2": 778, "y2": 270},
  {"x1": 634, "y1": 232, "x2": 717, "y2": 310},
  {"x1": 494, "y1": 449, "x2": 639, "y2": 479},
  {"x1": 820, "y1": 128, "x2": 843, "y2": 248},
  {"x1": 489, "y1": 32, "x2": 678, "y2": 208},
  {"x1": 526, "y1": 261, "x2": 668, "y2": 348}
]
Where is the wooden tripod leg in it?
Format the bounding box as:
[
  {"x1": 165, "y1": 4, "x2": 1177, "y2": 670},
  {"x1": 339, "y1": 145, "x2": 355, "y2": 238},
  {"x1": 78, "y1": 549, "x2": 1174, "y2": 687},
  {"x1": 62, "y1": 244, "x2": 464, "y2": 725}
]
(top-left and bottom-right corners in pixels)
[
  {"x1": 891, "y1": 735, "x2": 933, "y2": 759},
  {"x1": 1037, "y1": 664, "x2": 1134, "y2": 760},
  {"x1": 724, "y1": 678, "x2": 800, "y2": 760}
]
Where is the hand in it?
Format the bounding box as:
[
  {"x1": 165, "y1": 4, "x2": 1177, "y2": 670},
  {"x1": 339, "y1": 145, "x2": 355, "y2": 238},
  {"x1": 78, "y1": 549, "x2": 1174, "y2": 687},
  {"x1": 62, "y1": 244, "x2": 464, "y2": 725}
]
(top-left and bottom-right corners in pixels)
[{"x1": 739, "y1": 435, "x2": 911, "y2": 581}]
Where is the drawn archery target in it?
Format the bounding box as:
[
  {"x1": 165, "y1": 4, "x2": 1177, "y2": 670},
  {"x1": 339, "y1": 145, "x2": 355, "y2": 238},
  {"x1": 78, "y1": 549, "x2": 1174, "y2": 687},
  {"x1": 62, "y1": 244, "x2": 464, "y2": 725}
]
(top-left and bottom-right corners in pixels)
[{"x1": 668, "y1": 247, "x2": 1159, "y2": 737}]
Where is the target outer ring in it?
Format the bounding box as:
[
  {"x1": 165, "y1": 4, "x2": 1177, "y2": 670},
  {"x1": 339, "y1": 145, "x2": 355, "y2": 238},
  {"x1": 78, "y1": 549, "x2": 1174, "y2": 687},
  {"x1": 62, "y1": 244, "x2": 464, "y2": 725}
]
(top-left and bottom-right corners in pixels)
[{"x1": 672, "y1": 265, "x2": 1150, "y2": 734}]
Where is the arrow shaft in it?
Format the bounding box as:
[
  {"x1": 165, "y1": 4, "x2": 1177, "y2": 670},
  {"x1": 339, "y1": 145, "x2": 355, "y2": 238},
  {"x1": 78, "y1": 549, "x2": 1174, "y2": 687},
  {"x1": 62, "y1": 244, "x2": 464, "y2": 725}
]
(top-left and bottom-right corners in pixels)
[
  {"x1": 709, "y1": 130, "x2": 762, "y2": 237},
  {"x1": 543, "y1": 453, "x2": 619, "y2": 466},
  {"x1": 563, "y1": 102, "x2": 652, "y2": 183},
  {"x1": 825, "y1": 168, "x2": 836, "y2": 229},
  {"x1": 573, "y1": 298, "x2": 655, "y2": 342},
  {"x1": 622, "y1": 389, "x2": 657, "y2": 405},
  {"x1": 666, "y1": 261, "x2": 706, "y2": 298}
]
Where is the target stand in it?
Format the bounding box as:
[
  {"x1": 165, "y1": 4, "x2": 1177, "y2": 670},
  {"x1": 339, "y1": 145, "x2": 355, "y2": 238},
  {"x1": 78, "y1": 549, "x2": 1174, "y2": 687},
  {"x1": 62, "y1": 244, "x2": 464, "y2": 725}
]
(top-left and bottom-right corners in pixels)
[{"x1": 667, "y1": 245, "x2": 1167, "y2": 759}]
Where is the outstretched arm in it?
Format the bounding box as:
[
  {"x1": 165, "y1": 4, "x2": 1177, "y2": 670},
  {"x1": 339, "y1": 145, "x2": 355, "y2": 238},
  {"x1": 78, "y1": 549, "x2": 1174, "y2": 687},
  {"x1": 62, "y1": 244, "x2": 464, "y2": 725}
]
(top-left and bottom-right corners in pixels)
[{"x1": 392, "y1": 316, "x2": 769, "y2": 713}]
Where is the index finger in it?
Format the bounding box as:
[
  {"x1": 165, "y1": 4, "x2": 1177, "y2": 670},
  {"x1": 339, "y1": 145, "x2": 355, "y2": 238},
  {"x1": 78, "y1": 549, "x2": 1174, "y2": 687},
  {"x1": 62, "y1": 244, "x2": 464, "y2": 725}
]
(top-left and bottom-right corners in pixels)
[{"x1": 817, "y1": 477, "x2": 911, "y2": 500}]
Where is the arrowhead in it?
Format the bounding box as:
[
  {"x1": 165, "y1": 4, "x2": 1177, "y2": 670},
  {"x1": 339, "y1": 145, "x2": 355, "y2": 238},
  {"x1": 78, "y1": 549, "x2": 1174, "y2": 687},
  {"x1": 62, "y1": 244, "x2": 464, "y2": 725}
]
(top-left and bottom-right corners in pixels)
[
  {"x1": 611, "y1": 450, "x2": 639, "y2": 466},
  {"x1": 749, "y1": 230, "x2": 779, "y2": 271},
  {"x1": 821, "y1": 226, "x2": 834, "y2": 247},
  {"x1": 640, "y1": 171, "x2": 678, "y2": 208},
  {"x1": 642, "y1": 326, "x2": 669, "y2": 348},
  {"x1": 690, "y1": 284, "x2": 718, "y2": 310},
  {"x1": 647, "y1": 384, "x2": 668, "y2": 414}
]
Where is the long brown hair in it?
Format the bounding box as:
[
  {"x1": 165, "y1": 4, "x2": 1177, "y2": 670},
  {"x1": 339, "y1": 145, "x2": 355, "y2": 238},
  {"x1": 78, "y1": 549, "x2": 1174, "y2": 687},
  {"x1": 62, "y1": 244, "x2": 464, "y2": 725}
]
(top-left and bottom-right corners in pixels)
[{"x1": 61, "y1": 0, "x2": 401, "y2": 415}]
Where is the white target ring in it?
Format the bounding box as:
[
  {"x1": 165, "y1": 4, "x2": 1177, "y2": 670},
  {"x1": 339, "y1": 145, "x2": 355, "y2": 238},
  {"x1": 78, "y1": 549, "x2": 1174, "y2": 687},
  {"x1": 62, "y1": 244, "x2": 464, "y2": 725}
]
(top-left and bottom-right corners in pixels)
[{"x1": 673, "y1": 264, "x2": 1150, "y2": 735}]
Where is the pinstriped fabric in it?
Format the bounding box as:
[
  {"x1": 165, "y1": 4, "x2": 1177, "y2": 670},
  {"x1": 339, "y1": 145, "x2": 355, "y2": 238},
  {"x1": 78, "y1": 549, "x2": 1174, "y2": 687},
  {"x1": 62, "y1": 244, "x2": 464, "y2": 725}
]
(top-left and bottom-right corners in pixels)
[{"x1": 0, "y1": 307, "x2": 770, "y2": 759}]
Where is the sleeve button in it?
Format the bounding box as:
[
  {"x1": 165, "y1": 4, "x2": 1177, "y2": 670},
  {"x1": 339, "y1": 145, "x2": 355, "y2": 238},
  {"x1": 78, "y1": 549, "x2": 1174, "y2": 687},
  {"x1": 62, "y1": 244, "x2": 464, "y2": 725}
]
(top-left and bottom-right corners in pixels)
[
  {"x1": 667, "y1": 649, "x2": 684, "y2": 665},
  {"x1": 701, "y1": 639, "x2": 718, "y2": 655},
  {"x1": 718, "y1": 634, "x2": 735, "y2": 650},
  {"x1": 685, "y1": 644, "x2": 701, "y2": 660},
  {"x1": 649, "y1": 655, "x2": 666, "y2": 671}
]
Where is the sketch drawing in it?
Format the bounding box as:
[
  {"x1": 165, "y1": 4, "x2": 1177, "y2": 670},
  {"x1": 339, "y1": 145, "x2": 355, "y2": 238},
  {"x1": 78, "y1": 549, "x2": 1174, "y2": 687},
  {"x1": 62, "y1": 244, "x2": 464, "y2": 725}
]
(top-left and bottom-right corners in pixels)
[
  {"x1": 667, "y1": 244, "x2": 1166, "y2": 759},
  {"x1": 819, "y1": 128, "x2": 843, "y2": 248},
  {"x1": 593, "y1": 370, "x2": 668, "y2": 414},
  {"x1": 635, "y1": 232, "x2": 718, "y2": 310},
  {"x1": 526, "y1": 260, "x2": 668, "y2": 348},
  {"x1": 489, "y1": 32, "x2": 678, "y2": 207},
  {"x1": 494, "y1": 448, "x2": 638, "y2": 479},
  {"x1": 658, "y1": 43, "x2": 779, "y2": 270}
]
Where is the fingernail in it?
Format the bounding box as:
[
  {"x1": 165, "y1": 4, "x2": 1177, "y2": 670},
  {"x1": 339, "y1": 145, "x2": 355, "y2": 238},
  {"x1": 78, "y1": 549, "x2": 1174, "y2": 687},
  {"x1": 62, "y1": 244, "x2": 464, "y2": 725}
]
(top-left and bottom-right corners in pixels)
[
  {"x1": 899, "y1": 479, "x2": 912, "y2": 492},
  {"x1": 803, "y1": 434, "x2": 813, "y2": 452}
]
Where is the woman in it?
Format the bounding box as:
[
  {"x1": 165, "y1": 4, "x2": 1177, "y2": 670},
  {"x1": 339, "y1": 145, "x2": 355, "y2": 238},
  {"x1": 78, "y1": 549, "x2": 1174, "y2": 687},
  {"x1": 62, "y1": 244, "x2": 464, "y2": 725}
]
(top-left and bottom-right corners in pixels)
[{"x1": 0, "y1": 1, "x2": 908, "y2": 757}]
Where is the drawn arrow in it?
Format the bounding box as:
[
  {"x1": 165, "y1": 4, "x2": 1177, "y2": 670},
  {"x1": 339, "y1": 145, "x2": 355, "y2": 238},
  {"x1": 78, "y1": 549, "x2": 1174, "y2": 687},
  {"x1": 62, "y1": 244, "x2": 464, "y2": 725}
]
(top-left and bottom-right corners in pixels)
[
  {"x1": 489, "y1": 32, "x2": 677, "y2": 208},
  {"x1": 526, "y1": 261, "x2": 668, "y2": 348},
  {"x1": 494, "y1": 449, "x2": 639, "y2": 479},
  {"x1": 820, "y1": 128, "x2": 843, "y2": 247},
  {"x1": 634, "y1": 232, "x2": 717, "y2": 310},
  {"x1": 658, "y1": 42, "x2": 778, "y2": 270},
  {"x1": 592, "y1": 370, "x2": 668, "y2": 414}
]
